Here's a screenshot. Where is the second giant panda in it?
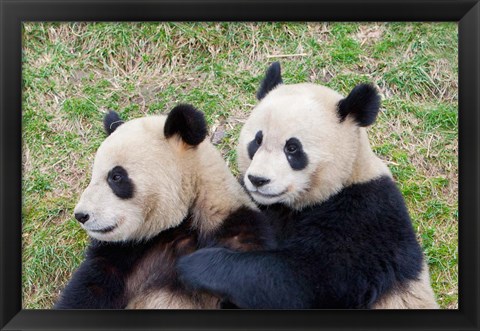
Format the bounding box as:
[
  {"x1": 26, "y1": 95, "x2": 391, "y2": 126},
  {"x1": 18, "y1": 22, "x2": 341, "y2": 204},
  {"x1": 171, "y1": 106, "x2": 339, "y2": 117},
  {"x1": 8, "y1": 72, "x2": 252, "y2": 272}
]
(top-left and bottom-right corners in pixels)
[
  {"x1": 177, "y1": 63, "x2": 438, "y2": 309},
  {"x1": 54, "y1": 104, "x2": 272, "y2": 309}
]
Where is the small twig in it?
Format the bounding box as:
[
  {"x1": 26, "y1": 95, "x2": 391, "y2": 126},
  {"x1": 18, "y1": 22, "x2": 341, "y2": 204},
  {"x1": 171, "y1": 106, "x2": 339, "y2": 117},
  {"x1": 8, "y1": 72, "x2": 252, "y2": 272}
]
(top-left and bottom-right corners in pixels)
[
  {"x1": 385, "y1": 160, "x2": 400, "y2": 166},
  {"x1": 50, "y1": 155, "x2": 70, "y2": 170},
  {"x1": 266, "y1": 53, "x2": 308, "y2": 58},
  {"x1": 426, "y1": 134, "x2": 435, "y2": 158}
]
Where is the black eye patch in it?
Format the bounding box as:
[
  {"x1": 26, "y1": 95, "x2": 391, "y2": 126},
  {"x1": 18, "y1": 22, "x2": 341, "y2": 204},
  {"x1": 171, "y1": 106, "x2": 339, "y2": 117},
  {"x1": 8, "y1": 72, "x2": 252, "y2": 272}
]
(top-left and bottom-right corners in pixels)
[
  {"x1": 284, "y1": 137, "x2": 308, "y2": 170},
  {"x1": 107, "y1": 166, "x2": 134, "y2": 199},
  {"x1": 247, "y1": 130, "x2": 263, "y2": 159}
]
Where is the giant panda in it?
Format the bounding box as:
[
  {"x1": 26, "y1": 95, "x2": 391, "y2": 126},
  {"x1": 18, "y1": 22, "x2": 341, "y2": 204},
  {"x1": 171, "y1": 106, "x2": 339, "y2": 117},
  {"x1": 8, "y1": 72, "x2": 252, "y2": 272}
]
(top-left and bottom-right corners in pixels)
[
  {"x1": 177, "y1": 63, "x2": 438, "y2": 309},
  {"x1": 54, "y1": 104, "x2": 272, "y2": 309}
]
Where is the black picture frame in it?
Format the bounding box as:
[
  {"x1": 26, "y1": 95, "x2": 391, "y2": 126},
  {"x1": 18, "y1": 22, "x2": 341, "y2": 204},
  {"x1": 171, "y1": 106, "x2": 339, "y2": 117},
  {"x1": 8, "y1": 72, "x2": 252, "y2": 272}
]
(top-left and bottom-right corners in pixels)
[{"x1": 1, "y1": 1, "x2": 478, "y2": 330}]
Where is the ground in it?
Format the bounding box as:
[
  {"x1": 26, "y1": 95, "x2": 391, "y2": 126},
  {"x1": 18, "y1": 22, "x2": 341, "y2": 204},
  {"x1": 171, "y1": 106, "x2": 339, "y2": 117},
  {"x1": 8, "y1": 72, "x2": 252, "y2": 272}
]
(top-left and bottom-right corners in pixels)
[{"x1": 22, "y1": 22, "x2": 458, "y2": 309}]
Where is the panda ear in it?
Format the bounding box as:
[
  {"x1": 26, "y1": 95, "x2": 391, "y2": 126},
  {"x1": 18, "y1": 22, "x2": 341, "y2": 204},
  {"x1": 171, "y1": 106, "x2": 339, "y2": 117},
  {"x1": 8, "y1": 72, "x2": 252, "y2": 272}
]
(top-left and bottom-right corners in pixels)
[
  {"x1": 104, "y1": 110, "x2": 124, "y2": 135},
  {"x1": 337, "y1": 84, "x2": 381, "y2": 127},
  {"x1": 256, "y1": 62, "x2": 283, "y2": 100},
  {"x1": 164, "y1": 104, "x2": 208, "y2": 146}
]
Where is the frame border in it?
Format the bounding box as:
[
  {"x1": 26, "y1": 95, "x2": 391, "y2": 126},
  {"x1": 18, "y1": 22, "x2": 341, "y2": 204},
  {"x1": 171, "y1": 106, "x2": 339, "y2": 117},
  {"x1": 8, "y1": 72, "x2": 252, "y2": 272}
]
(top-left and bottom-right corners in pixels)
[{"x1": 1, "y1": 1, "x2": 478, "y2": 330}]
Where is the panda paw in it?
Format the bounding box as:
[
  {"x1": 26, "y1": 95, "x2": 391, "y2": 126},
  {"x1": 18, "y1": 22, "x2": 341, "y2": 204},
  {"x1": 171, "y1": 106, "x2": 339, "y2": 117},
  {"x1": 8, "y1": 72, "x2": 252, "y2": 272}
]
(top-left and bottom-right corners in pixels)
[{"x1": 176, "y1": 247, "x2": 232, "y2": 295}]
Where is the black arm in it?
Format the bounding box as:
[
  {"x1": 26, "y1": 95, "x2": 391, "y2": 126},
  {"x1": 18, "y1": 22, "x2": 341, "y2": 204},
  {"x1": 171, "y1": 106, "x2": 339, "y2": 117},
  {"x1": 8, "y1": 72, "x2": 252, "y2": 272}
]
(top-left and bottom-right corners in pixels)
[
  {"x1": 177, "y1": 246, "x2": 388, "y2": 309},
  {"x1": 177, "y1": 247, "x2": 312, "y2": 309},
  {"x1": 54, "y1": 256, "x2": 126, "y2": 309}
]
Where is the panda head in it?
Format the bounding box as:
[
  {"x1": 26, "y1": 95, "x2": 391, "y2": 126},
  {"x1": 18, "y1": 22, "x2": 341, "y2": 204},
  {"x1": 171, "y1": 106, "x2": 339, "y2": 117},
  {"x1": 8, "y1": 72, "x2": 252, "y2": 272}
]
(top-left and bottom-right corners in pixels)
[
  {"x1": 237, "y1": 62, "x2": 384, "y2": 208},
  {"x1": 74, "y1": 104, "x2": 208, "y2": 242}
]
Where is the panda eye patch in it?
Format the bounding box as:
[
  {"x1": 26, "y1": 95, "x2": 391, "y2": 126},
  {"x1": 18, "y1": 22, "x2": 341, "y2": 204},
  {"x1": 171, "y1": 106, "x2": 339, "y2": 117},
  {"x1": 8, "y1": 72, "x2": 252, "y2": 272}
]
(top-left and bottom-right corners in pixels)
[
  {"x1": 247, "y1": 130, "x2": 263, "y2": 160},
  {"x1": 284, "y1": 137, "x2": 308, "y2": 171},
  {"x1": 255, "y1": 131, "x2": 263, "y2": 145},
  {"x1": 107, "y1": 166, "x2": 134, "y2": 199}
]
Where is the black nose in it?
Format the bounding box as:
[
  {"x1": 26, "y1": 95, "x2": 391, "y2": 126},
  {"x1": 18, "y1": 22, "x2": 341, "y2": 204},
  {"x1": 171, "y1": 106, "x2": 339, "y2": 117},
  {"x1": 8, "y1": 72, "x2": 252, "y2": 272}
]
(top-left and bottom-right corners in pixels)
[
  {"x1": 248, "y1": 175, "x2": 270, "y2": 187},
  {"x1": 74, "y1": 212, "x2": 90, "y2": 224}
]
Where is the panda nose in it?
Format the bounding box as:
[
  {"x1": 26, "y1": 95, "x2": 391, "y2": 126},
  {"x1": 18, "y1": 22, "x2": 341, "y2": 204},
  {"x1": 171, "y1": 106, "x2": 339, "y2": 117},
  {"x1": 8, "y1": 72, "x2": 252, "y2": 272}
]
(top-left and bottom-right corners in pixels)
[
  {"x1": 248, "y1": 175, "x2": 270, "y2": 187},
  {"x1": 74, "y1": 212, "x2": 90, "y2": 224}
]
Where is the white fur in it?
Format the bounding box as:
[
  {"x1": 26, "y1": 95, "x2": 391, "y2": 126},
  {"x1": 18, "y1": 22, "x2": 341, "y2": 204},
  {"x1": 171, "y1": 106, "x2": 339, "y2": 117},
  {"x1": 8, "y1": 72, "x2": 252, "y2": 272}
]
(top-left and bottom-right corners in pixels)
[
  {"x1": 76, "y1": 114, "x2": 255, "y2": 244},
  {"x1": 238, "y1": 83, "x2": 390, "y2": 210},
  {"x1": 74, "y1": 116, "x2": 189, "y2": 242}
]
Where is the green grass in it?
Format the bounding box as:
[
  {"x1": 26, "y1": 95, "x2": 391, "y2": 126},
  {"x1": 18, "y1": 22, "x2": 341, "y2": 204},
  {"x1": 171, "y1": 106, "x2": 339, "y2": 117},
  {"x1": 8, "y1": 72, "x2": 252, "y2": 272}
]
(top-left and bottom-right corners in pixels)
[{"x1": 22, "y1": 22, "x2": 458, "y2": 309}]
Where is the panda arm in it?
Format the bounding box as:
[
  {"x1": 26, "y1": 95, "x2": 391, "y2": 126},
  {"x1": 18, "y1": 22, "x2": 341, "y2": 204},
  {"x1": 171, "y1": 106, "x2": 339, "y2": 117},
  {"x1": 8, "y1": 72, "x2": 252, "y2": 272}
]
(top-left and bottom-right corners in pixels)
[
  {"x1": 177, "y1": 247, "x2": 313, "y2": 309},
  {"x1": 54, "y1": 256, "x2": 126, "y2": 309},
  {"x1": 177, "y1": 246, "x2": 388, "y2": 309}
]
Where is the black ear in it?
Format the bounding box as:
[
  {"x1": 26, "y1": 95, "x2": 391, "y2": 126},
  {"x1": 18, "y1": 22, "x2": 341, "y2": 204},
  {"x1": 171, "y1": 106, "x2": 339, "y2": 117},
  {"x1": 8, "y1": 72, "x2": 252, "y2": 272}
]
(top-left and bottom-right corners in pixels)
[
  {"x1": 164, "y1": 104, "x2": 208, "y2": 146},
  {"x1": 337, "y1": 84, "x2": 381, "y2": 127},
  {"x1": 104, "y1": 110, "x2": 124, "y2": 135},
  {"x1": 256, "y1": 62, "x2": 283, "y2": 100}
]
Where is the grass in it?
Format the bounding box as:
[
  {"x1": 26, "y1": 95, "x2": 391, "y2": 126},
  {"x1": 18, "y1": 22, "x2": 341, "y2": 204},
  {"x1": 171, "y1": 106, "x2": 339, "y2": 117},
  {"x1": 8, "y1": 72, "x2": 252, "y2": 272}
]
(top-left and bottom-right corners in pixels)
[{"x1": 22, "y1": 22, "x2": 458, "y2": 309}]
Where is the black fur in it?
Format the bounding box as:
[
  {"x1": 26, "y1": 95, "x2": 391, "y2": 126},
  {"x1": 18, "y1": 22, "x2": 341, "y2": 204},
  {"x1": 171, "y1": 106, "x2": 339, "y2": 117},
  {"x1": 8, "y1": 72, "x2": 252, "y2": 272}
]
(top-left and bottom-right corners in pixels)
[
  {"x1": 55, "y1": 206, "x2": 272, "y2": 309},
  {"x1": 284, "y1": 137, "x2": 308, "y2": 170},
  {"x1": 177, "y1": 176, "x2": 424, "y2": 309},
  {"x1": 103, "y1": 110, "x2": 124, "y2": 135},
  {"x1": 164, "y1": 104, "x2": 208, "y2": 146},
  {"x1": 206, "y1": 206, "x2": 275, "y2": 251},
  {"x1": 338, "y1": 84, "x2": 381, "y2": 127},
  {"x1": 247, "y1": 130, "x2": 263, "y2": 160},
  {"x1": 54, "y1": 217, "x2": 197, "y2": 309},
  {"x1": 256, "y1": 62, "x2": 283, "y2": 100},
  {"x1": 107, "y1": 166, "x2": 134, "y2": 199}
]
